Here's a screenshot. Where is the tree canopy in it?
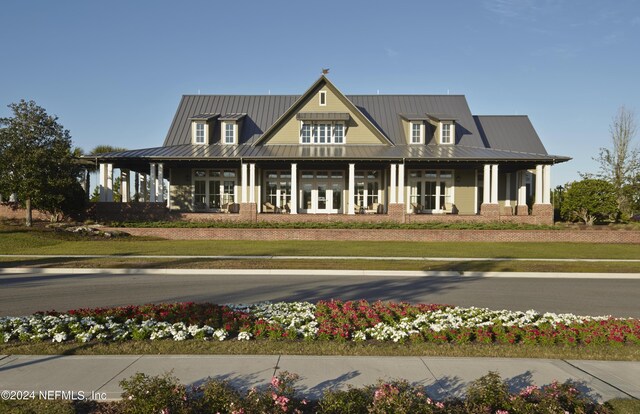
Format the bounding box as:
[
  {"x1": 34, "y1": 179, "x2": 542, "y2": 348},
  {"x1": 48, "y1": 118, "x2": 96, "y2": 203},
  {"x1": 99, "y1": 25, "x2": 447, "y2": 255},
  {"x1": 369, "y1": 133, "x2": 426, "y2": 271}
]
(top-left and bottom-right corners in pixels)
[
  {"x1": 0, "y1": 100, "x2": 84, "y2": 225},
  {"x1": 561, "y1": 179, "x2": 618, "y2": 225}
]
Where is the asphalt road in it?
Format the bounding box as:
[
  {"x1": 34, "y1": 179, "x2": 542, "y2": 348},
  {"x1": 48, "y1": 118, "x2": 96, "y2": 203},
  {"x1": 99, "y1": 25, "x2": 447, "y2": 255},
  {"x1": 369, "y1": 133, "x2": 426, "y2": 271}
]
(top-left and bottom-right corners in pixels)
[{"x1": 1, "y1": 270, "x2": 639, "y2": 317}]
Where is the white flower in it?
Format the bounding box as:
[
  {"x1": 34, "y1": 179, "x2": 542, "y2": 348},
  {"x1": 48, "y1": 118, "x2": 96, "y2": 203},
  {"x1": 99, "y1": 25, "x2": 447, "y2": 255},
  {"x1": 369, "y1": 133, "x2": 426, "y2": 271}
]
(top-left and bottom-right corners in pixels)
[{"x1": 237, "y1": 331, "x2": 252, "y2": 341}]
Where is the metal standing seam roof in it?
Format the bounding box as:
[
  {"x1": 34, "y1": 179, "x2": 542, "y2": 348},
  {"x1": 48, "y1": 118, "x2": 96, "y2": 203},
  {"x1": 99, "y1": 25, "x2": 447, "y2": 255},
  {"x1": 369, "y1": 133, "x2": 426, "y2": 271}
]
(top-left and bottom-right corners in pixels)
[
  {"x1": 473, "y1": 115, "x2": 548, "y2": 154},
  {"x1": 93, "y1": 143, "x2": 569, "y2": 162}
]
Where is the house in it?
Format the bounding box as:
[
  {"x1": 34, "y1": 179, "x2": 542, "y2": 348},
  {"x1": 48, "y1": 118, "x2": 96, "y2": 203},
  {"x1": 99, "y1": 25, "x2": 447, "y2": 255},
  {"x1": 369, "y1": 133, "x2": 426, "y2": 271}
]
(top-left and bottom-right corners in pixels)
[{"x1": 89, "y1": 76, "x2": 569, "y2": 224}]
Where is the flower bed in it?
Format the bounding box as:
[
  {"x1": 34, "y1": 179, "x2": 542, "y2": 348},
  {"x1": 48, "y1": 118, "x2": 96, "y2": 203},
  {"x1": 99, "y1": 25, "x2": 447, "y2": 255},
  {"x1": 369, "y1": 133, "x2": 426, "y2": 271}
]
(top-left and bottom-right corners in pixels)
[{"x1": 1, "y1": 300, "x2": 639, "y2": 347}]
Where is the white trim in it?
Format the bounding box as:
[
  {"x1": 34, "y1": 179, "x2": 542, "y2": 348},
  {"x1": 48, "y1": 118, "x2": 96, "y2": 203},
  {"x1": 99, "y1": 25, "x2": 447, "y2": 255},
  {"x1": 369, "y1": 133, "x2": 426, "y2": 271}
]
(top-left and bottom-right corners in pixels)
[
  {"x1": 390, "y1": 164, "x2": 397, "y2": 204},
  {"x1": 348, "y1": 164, "x2": 355, "y2": 214},
  {"x1": 241, "y1": 163, "x2": 248, "y2": 203},
  {"x1": 249, "y1": 163, "x2": 256, "y2": 203},
  {"x1": 407, "y1": 169, "x2": 455, "y2": 213},
  {"x1": 319, "y1": 90, "x2": 327, "y2": 106},
  {"x1": 222, "y1": 122, "x2": 237, "y2": 145},
  {"x1": 440, "y1": 122, "x2": 454, "y2": 145},
  {"x1": 192, "y1": 122, "x2": 208, "y2": 145},
  {"x1": 398, "y1": 164, "x2": 405, "y2": 204},
  {"x1": 300, "y1": 121, "x2": 345, "y2": 145},
  {"x1": 483, "y1": 164, "x2": 490, "y2": 205},
  {"x1": 409, "y1": 122, "x2": 424, "y2": 144},
  {"x1": 474, "y1": 169, "x2": 478, "y2": 214},
  {"x1": 290, "y1": 163, "x2": 297, "y2": 214}
]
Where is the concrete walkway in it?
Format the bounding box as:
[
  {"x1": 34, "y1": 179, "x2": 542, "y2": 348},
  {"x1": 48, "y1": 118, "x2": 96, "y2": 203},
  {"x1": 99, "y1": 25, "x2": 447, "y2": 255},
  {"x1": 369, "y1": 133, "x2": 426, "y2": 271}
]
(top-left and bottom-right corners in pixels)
[{"x1": 0, "y1": 355, "x2": 637, "y2": 402}]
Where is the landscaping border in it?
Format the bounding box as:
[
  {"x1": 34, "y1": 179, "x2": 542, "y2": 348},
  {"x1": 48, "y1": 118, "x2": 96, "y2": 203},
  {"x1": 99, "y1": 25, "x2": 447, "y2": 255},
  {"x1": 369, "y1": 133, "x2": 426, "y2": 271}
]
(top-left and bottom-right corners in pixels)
[{"x1": 103, "y1": 227, "x2": 640, "y2": 243}]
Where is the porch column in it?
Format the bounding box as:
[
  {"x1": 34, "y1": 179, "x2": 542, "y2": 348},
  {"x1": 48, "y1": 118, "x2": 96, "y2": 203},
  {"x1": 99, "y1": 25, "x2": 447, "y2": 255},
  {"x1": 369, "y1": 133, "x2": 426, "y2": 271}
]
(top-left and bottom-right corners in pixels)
[
  {"x1": 483, "y1": 164, "x2": 491, "y2": 204},
  {"x1": 140, "y1": 174, "x2": 148, "y2": 202},
  {"x1": 535, "y1": 164, "x2": 543, "y2": 205},
  {"x1": 99, "y1": 163, "x2": 107, "y2": 202},
  {"x1": 290, "y1": 163, "x2": 297, "y2": 214},
  {"x1": 157, "y1": 163, "x2": 164, "y2": 203},
  {"x1": 543, "y1": 165, "x2": 551, "y2": 204},
  {"x1": 241, "y1": 163, "x2": 248, "y2": 203},
  {"x1": 389, "y1": 164, "x2": 397, "y2": 204},
  {"x1": 518, "y1": 171, "x2": 527, "y2": 205},
  {"x1": 504, "y1": 173, "x2": 511, "y2": 207},
  {"x1": 249, "y1": 163, "x2": 256, "y2": 203},
  {"x1": 348, "y1": 163, "x2": 355, "y2": 214},
  {"x1": 134, "y1": 172, "x2": 140, "y2": 202},
  {"x1": 149, "y1": 163, "x2": 156, "y2": 202},
  {"x1": 490, "y1": 164, "x2": 498, "y2": 204},
  {"x1": 120, "y1": 169, "x2": 130, "y2": 202},
  {"x1": 397, "y1": 163, "x2": 405, "y2": 204}
]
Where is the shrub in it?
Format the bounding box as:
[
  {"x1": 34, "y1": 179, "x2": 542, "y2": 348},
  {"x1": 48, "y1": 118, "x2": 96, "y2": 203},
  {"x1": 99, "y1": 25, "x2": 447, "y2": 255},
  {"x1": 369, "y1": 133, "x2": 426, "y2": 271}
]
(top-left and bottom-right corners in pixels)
[
  {"x1": 561, "y1": 179, "x2": 618, "y2": 225},
  {"x1": 317, "y1": 387, "x2": 371, "y2": 414},
  {"x1": 464, "y1": 371, "x2": 512, "y2": 413},
  {"x1": 119, "y1": 372, "x2": 188, "y2": 414},
  {"x1": 191, "y1": 379, "x2": 243, "y2": 414}
]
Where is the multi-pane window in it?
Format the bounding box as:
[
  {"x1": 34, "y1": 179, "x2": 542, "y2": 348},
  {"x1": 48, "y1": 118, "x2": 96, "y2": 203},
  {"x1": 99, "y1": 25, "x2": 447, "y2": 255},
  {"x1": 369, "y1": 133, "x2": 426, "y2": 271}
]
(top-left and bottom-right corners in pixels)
[
  {"x1": 301, "y1": 124, "x2": 312, "y2": 143},
  {"x1": 334, "y1": 123, "x2": 344, "y2": 143},
  {"x1": 265, "y1": 170, "x2": 292, "y2": 208},
  {"x1": 300, "y1": 122, "x2": 345, "y2": 144},
  {"x1": 193, "y1": 169, "x2": 237, "y2": 211},
  {"x1": 195, "y1": 123, "x2": 205, "y2": 144},
  {"x1": 354, "y1": 170, "x2": 381, "y2": 209},
  {"x1": 411, "y1": 123, "x2": 422, "y2": 144},
  {"x1": 441, "y1": 123, "x2": 452, "y2": 144},
  {"x1": 224, "y1": 123, "x2": 235, "y2": 144}
]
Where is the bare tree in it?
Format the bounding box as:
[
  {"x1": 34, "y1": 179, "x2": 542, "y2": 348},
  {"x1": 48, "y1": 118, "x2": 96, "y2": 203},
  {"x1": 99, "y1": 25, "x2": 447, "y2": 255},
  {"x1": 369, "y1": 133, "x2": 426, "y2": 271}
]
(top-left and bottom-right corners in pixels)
[{"x1": 593, "y1": 106, "x2": 639, "y2": 218}]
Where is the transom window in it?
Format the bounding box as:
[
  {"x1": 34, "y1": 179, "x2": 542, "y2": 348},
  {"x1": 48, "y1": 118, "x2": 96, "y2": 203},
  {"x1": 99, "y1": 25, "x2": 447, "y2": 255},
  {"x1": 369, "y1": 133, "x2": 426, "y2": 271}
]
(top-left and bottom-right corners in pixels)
[
  {"x1": 195, "y1": 123, "x2": 205, "y2": 144},
  {"x1": 300, "y1": 122, "x2": 345, "y2": 144},
  {"x1": 440, "y1": 123, "x2": 453, "y2": 145},
  {"x1": 410, "y1": 122, "x2": 424, "y2": 144}
]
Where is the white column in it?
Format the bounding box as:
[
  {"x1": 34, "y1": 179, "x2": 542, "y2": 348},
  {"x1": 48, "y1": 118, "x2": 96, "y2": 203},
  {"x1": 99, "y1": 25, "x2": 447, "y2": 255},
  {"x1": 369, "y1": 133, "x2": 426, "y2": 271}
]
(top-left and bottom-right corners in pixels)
[
  {"x1": 290, "y1": 163, "x2": 297, "y2": 214},
  {"x1": 505, "y1": 173, "x2": 511, "y2": 207},
  {"x1": 99, "y1": 163, "x2": 107, "y2": 202},
  {"x1": 398, "y1": 163, "x2": 405, "y2": 204},
  {"x1": 490, "y1": 164, "x2": 498, "y2": 204},
  {"x1": 121, "y1": 169, "x2": 129, "y2": 203},
  {"x1": 518, "y1": 171, "x2": 527, "y2": 205},
  {"x1": 249, "y1": 163, "x2": 256, "y2": 203},
  {"x1": 140, "y1": 174, "x2": 148, "y2": 202},
  {"x1": 241, "y1": 163, "x2": 248, "y2": 203},
  {"x1": 157, "y1": 163, "x2": 164, "y2": 203},
  {"x1": 149, "y1": 163, "x2": 156, "y2": 202},
  {"x1": 389, "y1": 164, "x2": 397, "y2": 204},
  {"x1": 106, "y1": 163, "x2": 114, "y2": 202},
  {"x1": 543, "y1": 164, "x2": 551, "y2": 204},
  {"x1": 348, "y1": 163, "x2": 355, "y2": 214},
  {"x1": 483, "y1": 164, "x2": 491, "y2": 204},
  {"x1": 535, "y1": 164, "x2": 543, "y2": 205}
]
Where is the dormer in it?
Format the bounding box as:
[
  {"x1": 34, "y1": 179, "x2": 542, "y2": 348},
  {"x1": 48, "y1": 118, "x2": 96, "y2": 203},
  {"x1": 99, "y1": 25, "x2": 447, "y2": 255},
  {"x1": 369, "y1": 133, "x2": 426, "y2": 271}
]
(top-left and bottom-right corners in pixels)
[
  {"x1": 190, "y1": 113, "x2": 219, "y2": 145},
  {"x1": 400, "y1": 114, "x2": 430, "y2": 145},
  {"x1": 219, "y1": 113, "x2": 247, "y2": 145},
  {"x1": 426, "y1": 114, "x2": 456, "y2": 145}
]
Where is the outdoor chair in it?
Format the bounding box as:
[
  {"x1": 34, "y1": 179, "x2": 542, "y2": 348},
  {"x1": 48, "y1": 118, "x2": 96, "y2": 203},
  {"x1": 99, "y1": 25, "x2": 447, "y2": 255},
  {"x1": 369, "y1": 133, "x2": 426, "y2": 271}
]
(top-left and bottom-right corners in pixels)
[
  {"x1": 411, "y1": 203, "x2": 423, "y2": 214},
  {"x1": 365, "y1": 203, "x2": 381, "y2": 214},
  {"x1": 263, "y1": 202, "x2": 276, "y2": 213}
]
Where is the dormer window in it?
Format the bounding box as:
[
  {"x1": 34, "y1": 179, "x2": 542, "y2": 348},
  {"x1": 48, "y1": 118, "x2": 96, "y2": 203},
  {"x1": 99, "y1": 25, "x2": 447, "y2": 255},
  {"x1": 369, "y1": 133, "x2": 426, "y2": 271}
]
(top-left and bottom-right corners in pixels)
[
  {"x1": 410, "y1": 122, "x2": 424, "y2": 144},
  {"x1": 223, "y1": 122, "x2": 237, "y2": 145},
  {"x1": 440, "y1": 122, "x2": 454, "y2": 145},
  {"x1": 192, "y1": 122, "x2": 209, "y2": 145},
  {"x1": 319, "y1": 91, "x2": 327, "y2": 106}
]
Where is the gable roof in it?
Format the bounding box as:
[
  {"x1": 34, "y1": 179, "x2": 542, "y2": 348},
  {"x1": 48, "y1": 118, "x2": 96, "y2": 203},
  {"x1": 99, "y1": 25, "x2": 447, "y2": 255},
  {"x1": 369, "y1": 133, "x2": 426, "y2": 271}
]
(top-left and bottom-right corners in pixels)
[{"x1": 253, "y1": 75, "x2": 392, "y2": 146}]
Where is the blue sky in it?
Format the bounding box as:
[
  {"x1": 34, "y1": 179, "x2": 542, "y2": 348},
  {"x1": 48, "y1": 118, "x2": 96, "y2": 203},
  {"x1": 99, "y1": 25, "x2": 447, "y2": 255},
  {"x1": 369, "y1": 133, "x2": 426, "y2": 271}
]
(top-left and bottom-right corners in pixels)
[{"x1": 1, "y1": 0, "x2": 639, "y2": 186}]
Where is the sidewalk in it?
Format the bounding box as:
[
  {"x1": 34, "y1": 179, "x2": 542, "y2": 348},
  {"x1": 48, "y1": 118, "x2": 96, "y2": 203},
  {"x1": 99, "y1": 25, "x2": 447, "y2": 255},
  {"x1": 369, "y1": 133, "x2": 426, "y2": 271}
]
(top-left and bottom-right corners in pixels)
[{"x1": 0, "y1": 355, "x2": 638, "y2": 402}]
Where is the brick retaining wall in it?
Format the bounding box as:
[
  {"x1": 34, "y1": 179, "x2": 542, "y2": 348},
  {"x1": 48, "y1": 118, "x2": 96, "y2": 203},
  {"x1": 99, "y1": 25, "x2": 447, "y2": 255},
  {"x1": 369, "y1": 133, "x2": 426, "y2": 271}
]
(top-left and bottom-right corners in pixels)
[
  {"x1": 0, "y1": 203, "x2": 50, "y2": 221},
  {"x1": 102, "y1": 227, "x2": 640, "y2": 243}
]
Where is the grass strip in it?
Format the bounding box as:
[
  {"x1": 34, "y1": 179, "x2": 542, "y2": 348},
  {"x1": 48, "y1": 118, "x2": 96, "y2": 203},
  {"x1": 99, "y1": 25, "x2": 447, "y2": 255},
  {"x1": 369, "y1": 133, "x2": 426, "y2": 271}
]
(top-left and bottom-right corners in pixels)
[
  {"x1": 2, "y1": 340, "x2": 639, "y2": 360},
  {"x1": 1, "y1": 257, "x2": 640, "y2": 273}
]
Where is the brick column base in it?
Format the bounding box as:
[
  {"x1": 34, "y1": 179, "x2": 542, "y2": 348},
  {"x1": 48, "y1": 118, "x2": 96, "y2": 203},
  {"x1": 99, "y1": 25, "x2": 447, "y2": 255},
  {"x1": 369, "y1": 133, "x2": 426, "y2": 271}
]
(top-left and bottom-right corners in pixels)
[
  {"x1": 501, "y1": 205, "x2": 514, "y2": 216},
  {"x1": 532, "y1": 204, "x2": 553, "y2": 225},
  {"x1": 387, "y1": 203, "x2": 406, "y2": 224},
  {"x1": 239, "y1": 203, "x2": 257, "y2": 222},
  {"x1": 516, "y1": 205, "x2": 529, "y2": 216},
  {"x1": 480, "y1": 203, "x2": 500, "y2": 217}
]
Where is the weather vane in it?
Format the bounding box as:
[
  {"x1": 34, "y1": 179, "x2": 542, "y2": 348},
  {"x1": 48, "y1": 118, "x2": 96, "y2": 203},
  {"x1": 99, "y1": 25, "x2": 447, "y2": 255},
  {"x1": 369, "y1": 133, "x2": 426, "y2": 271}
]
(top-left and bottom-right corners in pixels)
[{"x1": 322, "y1": 68, "x2": 330, "y2": 75}]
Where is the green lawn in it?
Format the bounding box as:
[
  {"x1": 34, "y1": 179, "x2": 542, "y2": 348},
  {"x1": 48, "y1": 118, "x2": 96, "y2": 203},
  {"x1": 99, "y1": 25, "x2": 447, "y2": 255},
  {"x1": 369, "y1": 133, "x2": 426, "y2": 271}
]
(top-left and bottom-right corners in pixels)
[{"x1": 1, "y1": 225, "x2": 639, "y2": 259}]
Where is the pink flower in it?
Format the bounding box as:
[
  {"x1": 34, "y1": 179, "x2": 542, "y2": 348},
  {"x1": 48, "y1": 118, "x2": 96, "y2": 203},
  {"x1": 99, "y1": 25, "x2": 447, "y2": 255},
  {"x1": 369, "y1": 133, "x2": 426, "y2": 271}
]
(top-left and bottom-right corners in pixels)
[
  {"x1": 271, "y1": 376, "x2": 281, "y2": 388},
  {"x1": 435, "y1": 401, "x2": 445, "y2": 408}
]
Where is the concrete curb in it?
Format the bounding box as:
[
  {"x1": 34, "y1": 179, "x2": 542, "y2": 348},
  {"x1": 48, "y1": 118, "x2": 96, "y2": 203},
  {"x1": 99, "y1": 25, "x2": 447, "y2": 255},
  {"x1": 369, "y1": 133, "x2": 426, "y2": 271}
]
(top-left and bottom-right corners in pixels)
[{"x1": 1, "y1": 267, "x2": 640, "y2": 279}]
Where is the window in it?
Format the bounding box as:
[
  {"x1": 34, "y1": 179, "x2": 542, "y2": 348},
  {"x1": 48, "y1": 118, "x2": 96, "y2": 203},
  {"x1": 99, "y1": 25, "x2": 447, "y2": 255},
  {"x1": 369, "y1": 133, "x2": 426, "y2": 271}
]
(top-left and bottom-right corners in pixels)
[
  {"x1": 300, "y1": 121, "x2": 345, "y2": 144},
  {"x1": 319, "y1": 91, "x2": 327, "y2": 106},
  {"x1": 334, "y1": 123, "x2": 344, "y2": 143},
  {"x1": 440, "y1": 123, "x2": 453, "y2": 144},
  {"x1": 224, "y1": 123, "x2": 236, "y2": 144},
  {"x1": 301, "y1": 123, "x2": 311, "y2": 143},
  {"x1": 194, "y1": 123, "x2": 206, "y2": 144},
  {"x1": 410, "y1": 122, "x2": 423, "y2": 144},
  {"x1": 193, "y1": 169, "x2": 237, "y2": 211}
]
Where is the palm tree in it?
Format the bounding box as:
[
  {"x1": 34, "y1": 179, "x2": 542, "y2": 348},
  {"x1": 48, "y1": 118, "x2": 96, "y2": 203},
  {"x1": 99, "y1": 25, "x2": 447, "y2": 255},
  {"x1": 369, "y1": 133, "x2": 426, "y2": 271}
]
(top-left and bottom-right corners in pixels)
[{"x1": 87, "y1": 145, "x2": 128, "y2": 202}]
